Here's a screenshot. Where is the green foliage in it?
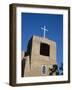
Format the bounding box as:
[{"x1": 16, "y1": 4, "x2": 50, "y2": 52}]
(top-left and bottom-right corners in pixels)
[{"x1": 49, "y1": 63, "x2": 63, "y2": 76}]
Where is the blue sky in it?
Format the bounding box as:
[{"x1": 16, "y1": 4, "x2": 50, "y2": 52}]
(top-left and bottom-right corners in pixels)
[{"x1": 21, "y1": 13, "x2": 63, "y2": 66}]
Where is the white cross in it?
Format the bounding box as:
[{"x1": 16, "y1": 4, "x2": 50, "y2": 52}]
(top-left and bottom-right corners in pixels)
[{"x1": 41, "y1": 25, "x2": 48, "y2": 38}]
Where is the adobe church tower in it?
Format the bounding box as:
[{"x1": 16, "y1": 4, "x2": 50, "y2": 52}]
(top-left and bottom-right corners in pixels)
[
  {"x1": 21, "y1": 26, "x2": 56, "y2": 77},
  {"x1": 22, "y1": 35, "x2": 56, "y2": 77}
]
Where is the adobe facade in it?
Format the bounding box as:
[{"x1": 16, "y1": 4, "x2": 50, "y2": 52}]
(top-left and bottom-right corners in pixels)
[{"x1": 21, "y1": 36, "x2": 56, "y2": 77}]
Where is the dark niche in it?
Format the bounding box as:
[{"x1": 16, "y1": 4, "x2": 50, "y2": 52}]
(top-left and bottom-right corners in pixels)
[{"x1": 40, "y1": 43, "x2": 50, "y2": 56}]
